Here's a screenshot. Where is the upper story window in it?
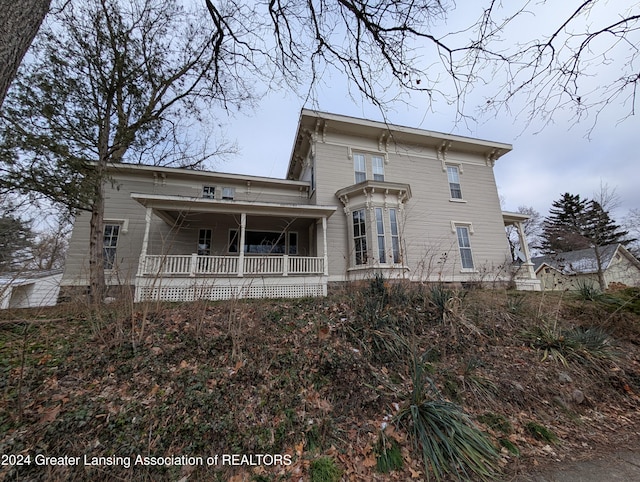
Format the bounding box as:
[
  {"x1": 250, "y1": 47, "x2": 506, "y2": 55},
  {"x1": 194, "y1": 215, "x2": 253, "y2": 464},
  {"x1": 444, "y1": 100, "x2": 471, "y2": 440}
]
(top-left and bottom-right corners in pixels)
[
  {"x1": 222, "y1": 187, "x2": 235, "y2": 200},
  {"x1": 354, "y1": 153, "x2": 366, "y2": 183},
  {"x1": 353, "y1": 152, "x2": 386, "y2": 183},
  {"x1": 202, "y1": 186, "x2": 215, "y2": 199},
  {"x1": 372, "y1": 155, "x2": 385, "y2": 181},
  {"x1": 447, "y1": 165, "x2": 462, "y2": 199},
  {"x1": 103, "y1": 224, "x2": 120, "y2": 269}
]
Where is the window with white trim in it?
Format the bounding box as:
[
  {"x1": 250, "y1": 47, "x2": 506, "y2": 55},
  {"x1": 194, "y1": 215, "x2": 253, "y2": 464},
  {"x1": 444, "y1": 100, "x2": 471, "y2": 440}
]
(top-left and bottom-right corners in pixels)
[
  {"x1": 202, "y1": 186, "x2": 215, "y2": 199},
  {"x1": 447, "y1": 165, "x2": 462, "y2": 199},
  {"x1": 456, "y1": 225, "x2": 474, "y2": 269},
  {"x1": 372, "y1": 155, "x2": 385, "y2": 181},
  {"x1": 103, "y1": 224, "x2": 120, "y2": 269},
  {"x1": 354, "y1": 153, "x2": 366, "y2": 183},
  {"x1": 222, "y1": 187, "x2": 235, "y2": 200},
  {"x1": 353, "y1": 152, "x2": 386, "y2": 183},
  {"x1": 375, "y1": 208, "x2": 386, "y2": 263},
  {"x1": 389, "y1": 208, "x2": 400, "y2": 263},
  {"x1": 352, "y1": 209, "x2": 368, "y2": 265}
]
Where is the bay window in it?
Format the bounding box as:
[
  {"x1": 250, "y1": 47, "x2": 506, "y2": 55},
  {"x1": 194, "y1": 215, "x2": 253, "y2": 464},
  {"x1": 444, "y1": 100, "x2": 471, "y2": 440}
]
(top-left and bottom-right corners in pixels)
[{"x1": 352, "y1": 209, "x2": 368, "y2": 265}]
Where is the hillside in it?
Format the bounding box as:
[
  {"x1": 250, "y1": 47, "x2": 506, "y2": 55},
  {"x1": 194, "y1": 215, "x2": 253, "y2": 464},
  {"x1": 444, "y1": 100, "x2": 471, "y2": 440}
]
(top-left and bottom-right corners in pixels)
[{"x1": 1, "y1": 283, "x2": 640, "y2": 481}]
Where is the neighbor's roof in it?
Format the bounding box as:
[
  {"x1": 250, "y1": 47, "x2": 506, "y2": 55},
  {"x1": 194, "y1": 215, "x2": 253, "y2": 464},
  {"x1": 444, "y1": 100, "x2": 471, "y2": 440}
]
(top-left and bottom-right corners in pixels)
[
  {"x1": 0, "y1": 269, "x2": 64, "y2": 286},
  {"x1": 531, "y1": 245, "x2": 624, "y2": 275}
]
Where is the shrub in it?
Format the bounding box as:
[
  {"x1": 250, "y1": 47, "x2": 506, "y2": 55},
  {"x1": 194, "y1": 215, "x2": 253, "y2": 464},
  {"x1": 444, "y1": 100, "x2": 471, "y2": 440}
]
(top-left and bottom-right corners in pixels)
[
  {"x1": 429, "y1": 284, "x2": 462, "y2": 322},
  {"x1": 575, "y1": 279, "x2": 601, "y2": 301},
  {"x1": 394, "y1": 351, "x2": 500, "y2": 481},
  {"x1": 523, "y1": 323, "x2": 616, "y2": 367}
]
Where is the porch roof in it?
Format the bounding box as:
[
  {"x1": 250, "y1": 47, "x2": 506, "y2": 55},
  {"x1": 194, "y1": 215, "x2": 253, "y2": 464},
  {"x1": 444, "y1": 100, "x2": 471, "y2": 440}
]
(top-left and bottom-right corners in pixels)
[
  {"x1": 131, "y1": 193, "x2": 337, "y2": 224},
  {"x1": 502, "y1": 211, "x2": 530, "y2": 226}
]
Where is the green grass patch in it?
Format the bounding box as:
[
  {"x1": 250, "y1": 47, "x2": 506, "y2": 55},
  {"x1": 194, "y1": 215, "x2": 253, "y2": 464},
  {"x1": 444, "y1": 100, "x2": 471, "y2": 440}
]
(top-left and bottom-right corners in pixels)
[
  {"x1": 310, "y1": 457, "x2": 342, "y2": 482},
  {"x1": 375, "y1": 432, "x2": 403, "y2": 473},
  {"x1": 477, "y1": 412, "x2": 511, "y2": 434},
  {"x1": 525, "y1": 421, "x2": 558, "y2": 444}
]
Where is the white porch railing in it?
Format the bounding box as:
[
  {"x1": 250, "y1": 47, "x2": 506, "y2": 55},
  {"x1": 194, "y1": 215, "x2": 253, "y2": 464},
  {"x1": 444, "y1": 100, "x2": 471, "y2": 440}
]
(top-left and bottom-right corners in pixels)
[{"x1": 140, "y1": 254, "x2": 324, "y2": 277}]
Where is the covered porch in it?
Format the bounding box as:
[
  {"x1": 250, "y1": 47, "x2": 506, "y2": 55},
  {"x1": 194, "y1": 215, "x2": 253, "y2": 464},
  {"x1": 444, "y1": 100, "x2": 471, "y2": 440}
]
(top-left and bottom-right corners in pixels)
[{"x1": 131, "y1": 193, "x2": 337, "y2": 301}]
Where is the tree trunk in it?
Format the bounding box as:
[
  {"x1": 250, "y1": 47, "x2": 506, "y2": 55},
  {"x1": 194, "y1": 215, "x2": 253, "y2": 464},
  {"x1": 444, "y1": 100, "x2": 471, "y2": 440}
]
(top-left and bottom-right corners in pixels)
[
  {"x1": 0, "y1": 0, "x2": 51, "y2": 108},
  {"x1": 594, "y1": 245, "x2": 607, "y2": 292},
  {"x1": 88, "y1": 175, "x2": 106, "y2": 304}
]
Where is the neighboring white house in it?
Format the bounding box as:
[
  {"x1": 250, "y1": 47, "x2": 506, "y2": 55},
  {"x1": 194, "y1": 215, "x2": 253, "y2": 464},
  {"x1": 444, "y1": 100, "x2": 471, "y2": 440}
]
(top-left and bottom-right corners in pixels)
[
  {"x1": 61, "y1": 110, "x2": 540, "y2": 302},
  {"x1": 532, "y1": 244, "x2": 640, "y2": 291},
  {"x1": 0, "y1": 270, "x2": 63, "y2": 309}
]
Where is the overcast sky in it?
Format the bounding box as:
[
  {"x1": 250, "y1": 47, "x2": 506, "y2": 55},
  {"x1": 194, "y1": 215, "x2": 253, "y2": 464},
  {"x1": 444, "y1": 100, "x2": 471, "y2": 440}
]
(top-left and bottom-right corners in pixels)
[
  {"x1": 212, "y1": 85, "x2": 638, "y2": 223},
  {"x1": 205, "y1": 1, "x2": 639, "y2": 224}
]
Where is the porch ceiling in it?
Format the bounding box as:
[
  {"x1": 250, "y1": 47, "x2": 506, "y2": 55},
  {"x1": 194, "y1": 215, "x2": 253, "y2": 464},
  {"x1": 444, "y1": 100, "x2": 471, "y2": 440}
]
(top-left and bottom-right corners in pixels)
[{"x1": 131, "y1": 193, "x2": 337, "y2": 225}]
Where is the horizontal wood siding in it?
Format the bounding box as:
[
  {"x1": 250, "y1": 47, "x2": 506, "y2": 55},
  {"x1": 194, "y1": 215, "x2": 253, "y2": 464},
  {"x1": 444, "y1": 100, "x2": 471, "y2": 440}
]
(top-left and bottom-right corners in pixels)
[
  {"x1": 63, "y1": 171, "x2": 316, "y2": 287},
  {"x1": 311, "y1": 129, "x2": 512, "y2": 283}
]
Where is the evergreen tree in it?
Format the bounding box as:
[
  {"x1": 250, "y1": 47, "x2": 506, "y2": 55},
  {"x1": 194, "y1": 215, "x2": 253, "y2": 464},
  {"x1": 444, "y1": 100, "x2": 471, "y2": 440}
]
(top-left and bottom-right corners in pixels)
[
  {"x1": 583, "y1": 200, "x2": 631, "y2": 247},
  {"x1": 0, "y1": 203, "x2": 33, "y2": 271},
  {"x1": 541, "y1": 193, "x2": 590, "y2": 254},
  {"x1": 542, "y1": 192, "x2": 634, "y2": 290}
]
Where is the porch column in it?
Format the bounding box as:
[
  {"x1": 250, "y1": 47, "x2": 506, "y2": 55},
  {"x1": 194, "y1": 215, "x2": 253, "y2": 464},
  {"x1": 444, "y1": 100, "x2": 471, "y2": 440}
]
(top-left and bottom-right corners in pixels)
[
  {"x1": 322, "y1": 216, "x2": 328, "y2": 276},
  {"x1": 515, "y1": 221, "x2": 536, "y2": 279},
  {"x1": 237, "y1": 212, "x2": 246, "y2": 277},
  {"x1": 137, "y1": 207, "x2": 152, "y2": 276}
]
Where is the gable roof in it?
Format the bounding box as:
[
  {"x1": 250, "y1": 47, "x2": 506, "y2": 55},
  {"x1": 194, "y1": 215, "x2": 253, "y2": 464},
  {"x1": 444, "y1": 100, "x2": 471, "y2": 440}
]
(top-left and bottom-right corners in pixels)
[{"x1": 531, "y1": 244, "x2": 638, "y2": 275}]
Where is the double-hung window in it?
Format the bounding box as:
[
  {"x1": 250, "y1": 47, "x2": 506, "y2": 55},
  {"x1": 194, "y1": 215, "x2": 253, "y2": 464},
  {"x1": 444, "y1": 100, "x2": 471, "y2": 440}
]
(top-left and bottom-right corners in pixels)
[
  {"x1": 352, "y1": 209, "x2": 367, "y2": 265},
  {"x1": 354, "y1": 154, "x2": 366, "y2": 183},
  {"x1": 372, "y1": 155, "x2": 385, "y2": 181},
  {"x1": 456, "y1": 226, "x2": 474, "y2": 270},
  {"x1": 103, "y1": 224, "x2": 120, "y2": 269},
  {"x1": 354, "y1": 152, "x2": 386, "y2": 183},
  {"x1": 222, "y1": 187, "x2": 235, "y2": 200},
  {"x1": 389, "y1": 208, "x2": 400, "y2": 263},
  {"x1": 447, "y1": 166, "x2": 462, "y2": 199},
  {"x1": 375, "y1": 208, "x2": 386, "y2": 263}
]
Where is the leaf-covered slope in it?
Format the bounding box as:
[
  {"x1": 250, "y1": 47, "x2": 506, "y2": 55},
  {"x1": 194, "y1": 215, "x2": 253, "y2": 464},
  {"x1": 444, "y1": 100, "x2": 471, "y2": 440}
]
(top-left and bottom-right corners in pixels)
[{"x1": 1, "y1": 286, "x2": 640, "y2": 481}]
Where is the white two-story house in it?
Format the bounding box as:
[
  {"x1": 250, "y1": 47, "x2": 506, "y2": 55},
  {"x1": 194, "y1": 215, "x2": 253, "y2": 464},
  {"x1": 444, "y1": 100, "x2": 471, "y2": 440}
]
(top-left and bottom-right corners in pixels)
[{"x1": 60, "y1": 110, "x2": 540, "y2": 301}]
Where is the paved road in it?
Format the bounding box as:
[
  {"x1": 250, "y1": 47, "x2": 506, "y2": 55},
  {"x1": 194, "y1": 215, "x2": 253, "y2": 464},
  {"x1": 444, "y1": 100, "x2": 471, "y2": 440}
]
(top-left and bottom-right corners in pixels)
[{"x1": 518, "y1": 448, "x2": 640, "y2": 481}]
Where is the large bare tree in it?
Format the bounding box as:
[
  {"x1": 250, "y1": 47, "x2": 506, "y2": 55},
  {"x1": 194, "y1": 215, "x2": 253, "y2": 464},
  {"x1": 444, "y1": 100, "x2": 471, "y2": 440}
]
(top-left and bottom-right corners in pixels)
[
  {"x1": 1, "y1": 0, "x2": 237, "y2": 302},
  {"x1": 202, "y1": 0, "x2": 640, "y2": 125},
  {"x1": 2, "y1": 1, "x2": 638, "y2": 124}
]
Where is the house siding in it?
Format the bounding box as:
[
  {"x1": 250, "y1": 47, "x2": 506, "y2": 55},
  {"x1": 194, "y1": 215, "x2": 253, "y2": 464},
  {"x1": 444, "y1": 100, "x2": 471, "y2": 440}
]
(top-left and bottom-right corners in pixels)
[
  {"x1": 309, "y1": 123, "x2": 511, "y2": 283},
  {"x1": 62, "y1": 110, "x2": 531, "y2": 300},
  {"x1": 605, "y1": 255, "x2": 640, "y2": 287}
]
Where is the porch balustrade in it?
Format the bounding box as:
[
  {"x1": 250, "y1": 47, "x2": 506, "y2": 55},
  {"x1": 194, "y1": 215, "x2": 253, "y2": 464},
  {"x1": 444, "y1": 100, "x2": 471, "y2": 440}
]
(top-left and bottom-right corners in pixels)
[{"x1": 141, "y1": 254, "x2": 324, "y2": 277}]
